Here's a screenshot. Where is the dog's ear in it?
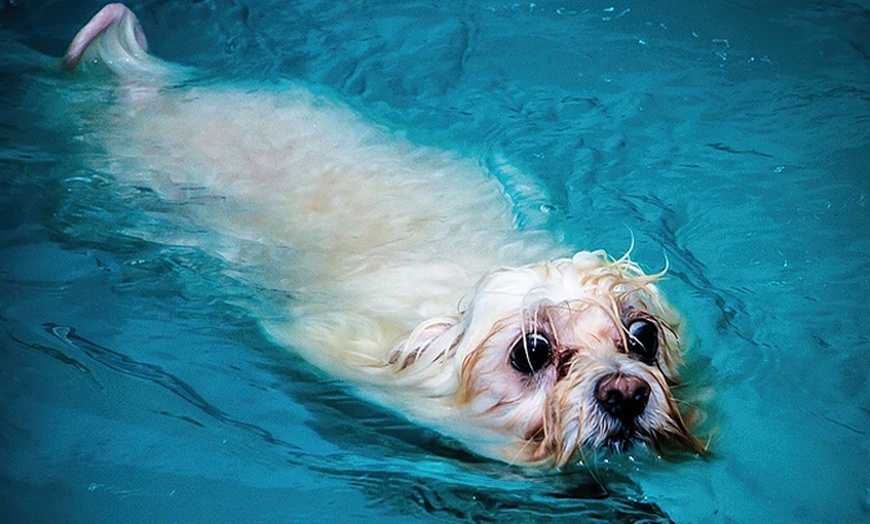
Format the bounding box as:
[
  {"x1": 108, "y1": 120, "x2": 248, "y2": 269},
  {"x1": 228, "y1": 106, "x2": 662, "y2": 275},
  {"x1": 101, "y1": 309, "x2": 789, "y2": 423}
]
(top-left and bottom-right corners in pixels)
[{"x1": 386, "y1": 317, "x2": 461, "y2": 372}]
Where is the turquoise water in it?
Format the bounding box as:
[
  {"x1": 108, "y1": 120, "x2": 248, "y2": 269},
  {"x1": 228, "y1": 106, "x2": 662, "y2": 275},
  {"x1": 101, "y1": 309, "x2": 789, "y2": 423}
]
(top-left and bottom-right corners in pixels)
[{"x1": 2, "y1": 0, "x2": 868, "y2": 522}]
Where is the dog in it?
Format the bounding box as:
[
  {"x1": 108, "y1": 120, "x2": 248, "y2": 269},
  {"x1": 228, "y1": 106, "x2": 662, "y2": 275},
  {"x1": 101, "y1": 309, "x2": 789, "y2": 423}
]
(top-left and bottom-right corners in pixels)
[{"x1": 60, "y1": 3, "x2": 705, "y2": 468}]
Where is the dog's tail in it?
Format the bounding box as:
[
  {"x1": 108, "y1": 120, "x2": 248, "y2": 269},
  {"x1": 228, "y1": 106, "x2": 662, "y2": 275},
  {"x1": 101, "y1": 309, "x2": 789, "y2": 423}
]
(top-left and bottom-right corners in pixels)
[{"x1": 62, "y1": 3, "x2": 175, "y2": 82}]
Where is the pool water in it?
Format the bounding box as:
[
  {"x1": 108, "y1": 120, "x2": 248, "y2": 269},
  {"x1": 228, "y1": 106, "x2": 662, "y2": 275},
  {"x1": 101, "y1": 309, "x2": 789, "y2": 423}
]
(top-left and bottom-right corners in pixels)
[{"x1": 1, "y1": 0, "x2": 868, "y2": 522}]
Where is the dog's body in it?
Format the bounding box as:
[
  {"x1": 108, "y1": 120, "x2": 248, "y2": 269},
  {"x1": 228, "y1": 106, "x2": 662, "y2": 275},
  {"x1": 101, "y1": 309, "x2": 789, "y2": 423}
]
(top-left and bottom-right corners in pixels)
[{"x1": 60, "y1": 4, "x2": 704, "y2": 467}]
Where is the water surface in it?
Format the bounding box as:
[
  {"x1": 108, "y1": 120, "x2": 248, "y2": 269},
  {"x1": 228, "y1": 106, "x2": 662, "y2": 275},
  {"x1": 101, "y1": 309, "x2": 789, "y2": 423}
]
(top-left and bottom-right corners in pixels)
[{"x1": 1, "y1": 0, "x2": 868, "y2": 522}]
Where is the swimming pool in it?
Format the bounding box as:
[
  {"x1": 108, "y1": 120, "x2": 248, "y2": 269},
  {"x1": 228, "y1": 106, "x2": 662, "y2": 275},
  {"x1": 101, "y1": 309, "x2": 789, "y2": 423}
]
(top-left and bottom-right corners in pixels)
[{"x1": 1, "y1": 0, "x2": 868, "y2": 521}]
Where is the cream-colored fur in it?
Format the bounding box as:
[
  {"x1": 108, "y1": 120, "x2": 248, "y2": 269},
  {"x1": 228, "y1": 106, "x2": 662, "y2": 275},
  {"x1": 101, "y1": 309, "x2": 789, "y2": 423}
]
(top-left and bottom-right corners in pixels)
[{"x1": 62, "y1": 4, "x2": 703, "y2": 467}]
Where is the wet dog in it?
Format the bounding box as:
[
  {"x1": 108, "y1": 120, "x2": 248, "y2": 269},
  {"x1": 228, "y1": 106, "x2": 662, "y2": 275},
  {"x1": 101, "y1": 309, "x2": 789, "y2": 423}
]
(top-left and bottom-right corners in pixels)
[{"x1": 60, "y1": 3, "x2": 704, "y2": 467}]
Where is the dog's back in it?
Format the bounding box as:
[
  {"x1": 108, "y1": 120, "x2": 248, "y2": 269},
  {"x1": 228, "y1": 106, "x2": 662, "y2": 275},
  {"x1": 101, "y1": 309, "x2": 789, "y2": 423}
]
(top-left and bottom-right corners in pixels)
[{"x1": 65, "y1": 5, "x2": 565, "y2": 377}]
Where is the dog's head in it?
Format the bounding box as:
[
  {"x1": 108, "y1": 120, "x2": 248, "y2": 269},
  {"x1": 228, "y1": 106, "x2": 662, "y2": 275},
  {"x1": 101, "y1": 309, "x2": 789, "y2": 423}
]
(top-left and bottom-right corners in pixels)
[{"x1": 383, "y1": 250, "x2": 705, "y2": 467}]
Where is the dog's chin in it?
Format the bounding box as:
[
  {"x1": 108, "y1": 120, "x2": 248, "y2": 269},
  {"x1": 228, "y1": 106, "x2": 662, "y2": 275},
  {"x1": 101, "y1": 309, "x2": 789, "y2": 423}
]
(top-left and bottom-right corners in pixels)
[
  {"x1": 555, "y1": 404, "x2": 677, "y2": 465},
  {"x1": 595, "y1": 422, "x2": 652, "y2": 454},
  {"x1": 571, "y1": 393, "x2": 704, "y2": 465},
  {"x1": 544, "y1": 412, "x2": 692, "y2": 468}
]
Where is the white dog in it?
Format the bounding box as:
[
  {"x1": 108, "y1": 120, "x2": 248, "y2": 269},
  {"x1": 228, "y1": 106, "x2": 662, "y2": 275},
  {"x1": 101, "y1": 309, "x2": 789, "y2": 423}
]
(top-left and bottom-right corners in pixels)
[{"x1": 61, "y1": 3, "x2": 705, "y2": 468}]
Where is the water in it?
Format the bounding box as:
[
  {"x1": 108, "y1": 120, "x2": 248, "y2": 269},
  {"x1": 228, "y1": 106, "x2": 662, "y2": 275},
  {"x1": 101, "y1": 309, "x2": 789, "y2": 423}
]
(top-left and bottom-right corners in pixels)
[{"x1": 1, "y1": 0, "x2": 868, "y2": 521}]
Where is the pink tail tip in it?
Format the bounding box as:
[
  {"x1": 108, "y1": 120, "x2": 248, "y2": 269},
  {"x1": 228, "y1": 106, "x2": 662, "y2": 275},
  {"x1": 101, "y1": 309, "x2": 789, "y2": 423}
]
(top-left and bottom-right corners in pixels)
[{"x1": 62, "y1": 3, "x2": 148, "y2": 70}]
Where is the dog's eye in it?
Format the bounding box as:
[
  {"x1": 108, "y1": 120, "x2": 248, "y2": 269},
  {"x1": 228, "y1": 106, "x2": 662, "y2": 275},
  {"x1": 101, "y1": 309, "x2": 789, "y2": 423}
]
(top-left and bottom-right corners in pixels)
[
  {"x1": 627, "y1": 319, "x2": 658, "y2": 364},
  {"x1": 510, "y1": 333, "x2": 552, "y2": 374}
]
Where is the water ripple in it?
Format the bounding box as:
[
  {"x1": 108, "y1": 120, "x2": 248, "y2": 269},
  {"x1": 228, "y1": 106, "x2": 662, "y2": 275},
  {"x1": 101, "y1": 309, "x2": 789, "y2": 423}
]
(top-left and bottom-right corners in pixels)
[{"x1": 43, "y1": 323, "x2": 300, "y2": 452}]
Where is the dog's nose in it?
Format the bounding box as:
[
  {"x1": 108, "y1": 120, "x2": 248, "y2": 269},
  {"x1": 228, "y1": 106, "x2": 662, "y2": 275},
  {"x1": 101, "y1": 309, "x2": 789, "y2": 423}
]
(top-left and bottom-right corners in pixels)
[{"x1": 596, "y1": 375, "x2": 650, "y2": 421}]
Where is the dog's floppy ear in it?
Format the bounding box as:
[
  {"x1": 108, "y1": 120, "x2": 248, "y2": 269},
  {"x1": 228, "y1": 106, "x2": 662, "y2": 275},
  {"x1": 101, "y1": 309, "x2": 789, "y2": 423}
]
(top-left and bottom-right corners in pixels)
[{"x1": 386, "y1": 317, "x2": 460, "y2": 371}]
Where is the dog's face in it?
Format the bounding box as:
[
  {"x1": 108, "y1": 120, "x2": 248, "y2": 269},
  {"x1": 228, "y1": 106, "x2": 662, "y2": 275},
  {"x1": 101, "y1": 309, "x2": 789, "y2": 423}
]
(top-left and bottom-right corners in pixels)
[{"x1": 385, "y1": 251, "x2": 704, "y2": 467}]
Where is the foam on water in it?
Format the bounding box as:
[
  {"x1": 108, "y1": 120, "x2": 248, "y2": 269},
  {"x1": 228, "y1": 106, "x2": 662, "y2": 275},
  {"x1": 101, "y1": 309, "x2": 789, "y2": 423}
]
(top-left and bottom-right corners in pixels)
[{"x1": 1, "y1": 0, "x2": 868, "y2": 522}]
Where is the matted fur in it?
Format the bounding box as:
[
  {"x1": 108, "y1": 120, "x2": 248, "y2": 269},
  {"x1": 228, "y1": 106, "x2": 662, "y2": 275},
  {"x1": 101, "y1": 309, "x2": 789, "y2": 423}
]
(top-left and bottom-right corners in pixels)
[{"x1": 60, "y1": 3, "x2": 705, "y2": 468}]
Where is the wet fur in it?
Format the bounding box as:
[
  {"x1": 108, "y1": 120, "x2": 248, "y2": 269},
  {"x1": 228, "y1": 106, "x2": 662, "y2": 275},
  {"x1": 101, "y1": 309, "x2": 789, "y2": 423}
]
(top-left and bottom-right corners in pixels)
[{"x1": 59, "y1": 4, "x2": 705, "y2": 468}]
